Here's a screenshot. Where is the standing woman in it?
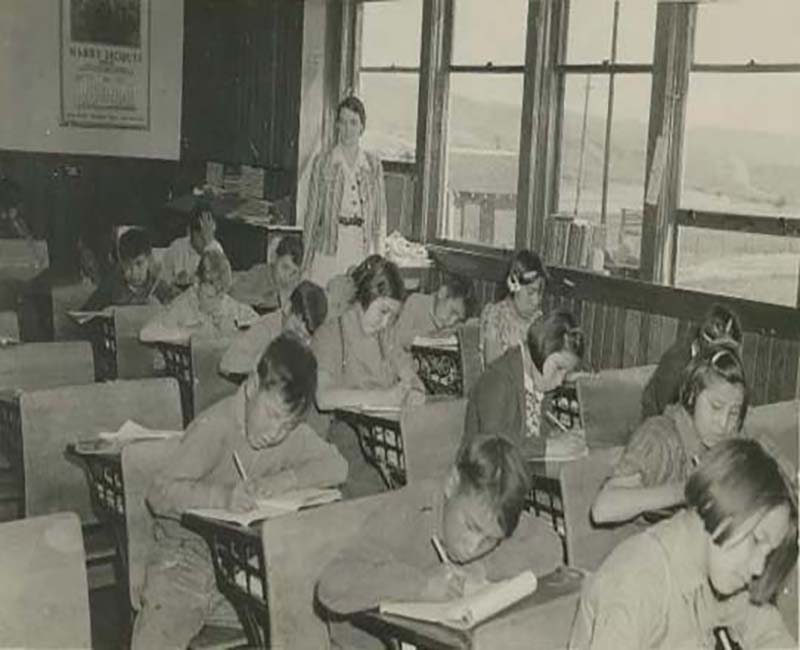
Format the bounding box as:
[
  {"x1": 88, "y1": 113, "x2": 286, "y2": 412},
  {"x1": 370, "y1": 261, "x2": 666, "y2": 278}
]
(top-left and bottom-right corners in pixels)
[{"x1": 303, "y1": 96, "x2": 388, "y2": 287}]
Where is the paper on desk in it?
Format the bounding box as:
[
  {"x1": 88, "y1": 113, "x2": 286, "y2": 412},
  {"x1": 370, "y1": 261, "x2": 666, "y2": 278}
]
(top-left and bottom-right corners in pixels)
[
  {"x1": 380, "y1": 570, "x2": 538, "y2": 630},
  {"x1": 67, "y1": 309, "x2": 113, "y2": 325},
  {"x1": 98, "y1": 420, "x2": 183, "y2": 442},
  {"x1": 412, "y1": 335, "x2": 458, "y2": 350},
  {"x1": 187, "y1": 487, "x2": 342, "y2": 526}
]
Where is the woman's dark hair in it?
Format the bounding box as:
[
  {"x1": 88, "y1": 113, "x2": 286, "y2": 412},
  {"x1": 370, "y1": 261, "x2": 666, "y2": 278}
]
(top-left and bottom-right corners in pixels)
[
  {"x1": 527, "y1": 309, "x2": 585, "y2": 371},
  {"x1": 686, "y1": 438, "x2": 797, "y2": 605},
  {"x1": 506, "y1": 249, "x2": 549, "y2": 291},
  {"x1": 275, "y1": 236, "x2": 304, "y2": 267},
  {"x1": 118, "y1": 228, "x2": 152, "y2": 263},
  {"x1": 679, "y1": 340, "x2": 748, "y2": 429},
  {"x1": 256, "y1": 333, "x2": 318, "y2": 420},
  {"x1": 350, "y1": 254, "x2": 405, "y2": 309},
  {"x1": 337, "y1": 95, "x2": 367, "y2": 128},
  {"x1": 697, "y1": 304, "x2": 743, "y2": 349},
  {"x1": 289, "y1": 280, "x2": 328, "y2": 336},
  {"x1": 456, "y1": 436, "x2": 531, "y2": 538}
]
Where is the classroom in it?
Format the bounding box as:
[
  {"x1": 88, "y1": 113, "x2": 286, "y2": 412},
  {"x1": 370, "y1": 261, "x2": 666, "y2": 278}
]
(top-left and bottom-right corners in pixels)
[{"x1": 0, "y1": 1, "x2": 797, "y2": 648}]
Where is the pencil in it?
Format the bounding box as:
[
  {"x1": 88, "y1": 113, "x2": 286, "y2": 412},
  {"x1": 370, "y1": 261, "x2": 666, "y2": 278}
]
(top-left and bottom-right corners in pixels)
[
  {"x1": 431, "y1": 535, "x2": 450, "y2": 565},
  {"x1": 232, "y1": 450, "x2": 248, "y2": 481},
  {"x1": 545, "y1": 410, "x2": 569, "y2": 433}
]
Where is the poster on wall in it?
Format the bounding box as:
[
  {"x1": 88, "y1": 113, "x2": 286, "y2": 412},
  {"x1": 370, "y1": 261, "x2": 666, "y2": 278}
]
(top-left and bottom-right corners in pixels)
[{"x1": 60, "y1": 0, "x2": 150, "y2": 130}]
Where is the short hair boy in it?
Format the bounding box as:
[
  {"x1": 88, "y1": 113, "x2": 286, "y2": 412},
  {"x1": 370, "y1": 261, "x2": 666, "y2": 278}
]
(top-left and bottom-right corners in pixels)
[
  {"x1": 229, "y1": 235, "x2": 303, "y2": 313},
  {"x1": 317, "y1": 436, "x2": 563, "y2": 649},
  {"x1": 82, "y1": 227, "x2": 172, "y2": 310},
  {"x1": 131, "y1": 334, "x2": 348, "y2": 649}
]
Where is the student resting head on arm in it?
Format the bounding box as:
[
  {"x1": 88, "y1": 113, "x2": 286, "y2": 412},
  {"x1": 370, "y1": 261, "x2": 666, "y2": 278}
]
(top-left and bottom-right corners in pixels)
[
  {"x1": 83, "y1": 227, "x2": 172, "y2": 311},
  {"x1": 139, "y1": 248, "x2": 259, "y2": 344},
  {"x1": 317, "y1": 435, "x2": 564, "y2": 649},
  {"x1": 480, "y1": 249, "x2": 548, "y2": 367},
  {"x1": 219, "y1": 280, "x2": 328, "y2": 376},
  {"x1": 464, "y1": 308, "x2": 587, "y2": 462},
  {"x1": 592, "y1": 340, "x2": 748, "y2": 526},
  {"x1": 132, "y1": 333, "x2": 347, "y2": 650},
  {"x1": 571, "y1": 438, "x2": 797, "y2": 650},
  {"x1": 394, "y1": 272, "x2": 472, "y2": 350},
  {"x1": 642, "y1": 304, "x2": 742, "y2": 419}
]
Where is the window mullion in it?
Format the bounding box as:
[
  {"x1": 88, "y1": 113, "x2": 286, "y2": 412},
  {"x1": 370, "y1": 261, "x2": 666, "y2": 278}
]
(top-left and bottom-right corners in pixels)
[{"x1": 600, "y1": 0, "x2": 620, "y2": 226}]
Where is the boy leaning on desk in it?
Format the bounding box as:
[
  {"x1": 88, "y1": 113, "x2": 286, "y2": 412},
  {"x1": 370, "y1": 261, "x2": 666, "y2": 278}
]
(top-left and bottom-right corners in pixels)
[
  {"x1": 317, "y1": 435, "x2": 563, "y2": 650},
  {"x1": 130, "y1": 333, "x2": 347, "y2": 650}
]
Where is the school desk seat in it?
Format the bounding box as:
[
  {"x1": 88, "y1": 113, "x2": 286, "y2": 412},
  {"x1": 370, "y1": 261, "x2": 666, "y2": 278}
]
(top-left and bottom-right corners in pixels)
[
  {"x1": 0, "y1": 310, "x2": 19, "y2": 341},
  {"x1": 114, "y1": 304, "x2": 166, "y2": 379},
  {"x1": 575, "y1": 364, "x2": 657, "y2": 448},
  {"x1": 122, "y1": 437, "x2": 247, "y2": 649},
  {"x1": 262, "y1": 489, "x2": 398, "y2": 649},
  {"x1": 0, "y1": 340, "x2": 94, "y2": 392},
  {"x1": 21, "y1": 377, "x2": 182, "y2": 522},
  {"x1": 0, "y1": 512, "x2": 91, "y2": 649},
  {"x1": 401, "y1": 398, "x2": 467, "y2": 484},
  {"x1": 52, "y1": 280, "x2": 96, "y2": 340},
  {"x1": 458, "y1": 317, "x2": 482, "y2": 396},
  {"x1": 191, "y1": 336, "x2": 238, "y2": 419}
]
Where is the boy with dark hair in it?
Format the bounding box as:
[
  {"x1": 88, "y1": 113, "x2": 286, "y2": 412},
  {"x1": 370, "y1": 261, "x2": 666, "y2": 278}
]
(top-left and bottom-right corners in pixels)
[
  {"x1": 230, "y1": 235, "x2": 303, "y2": 313},
  {"x1": 131, "y1": 334, "x2": 348, "y2": 649},
  {"x1": 160, "y1": 202, "x2": 223, "y2": 293},
  {"x1": 82, "y1": 227, "x2": 171, "y2": 310},
  {"x1": 318, "y1": 436, "x2": 562, "y2": 649},
  {"x1": 394, "y1": 274, "x2": 472, "y2": 350}
]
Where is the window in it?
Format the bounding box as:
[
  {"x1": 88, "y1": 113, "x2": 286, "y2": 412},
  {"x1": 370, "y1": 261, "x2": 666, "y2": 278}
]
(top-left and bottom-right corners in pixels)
[
  {"x1": 675, "y1": 0, "x2": 800, "y2": 305},
  {"x1": 440, "y1": 0, "x2": 528, "y2": 248},
  {"x1": 555, "y1": 0, "x2": 656, "y2": 273},
  {"x1": 357, "y1": 0, "x2": 423, "y2": 163}
]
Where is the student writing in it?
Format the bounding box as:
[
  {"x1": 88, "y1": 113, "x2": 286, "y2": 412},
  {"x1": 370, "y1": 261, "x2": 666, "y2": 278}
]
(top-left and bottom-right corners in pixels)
[
  {"x1": 592, "y1": 341, "x2": 748, "y2": 525},
  {"x1": 571, "y1": 438, "x2": 797, "y2": 650},
  {"x1": 317, "y1": 436, "x2": 564, "y2": 650},
  {"x1": 130, "y1": 334, "x2": 348, "y2": 649}
]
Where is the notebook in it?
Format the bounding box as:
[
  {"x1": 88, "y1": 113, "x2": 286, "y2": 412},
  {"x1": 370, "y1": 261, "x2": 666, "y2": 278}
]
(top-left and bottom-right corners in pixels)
[
  {"x1": 98, "y1": 420, "x2": 183, "y2": 443},
  {"x1": 187, "y1": 487, "x2": 342, "y2": 526},
  {"x1": 379, "y1": 570, "x2": 538, "y2": 630},
  {"x1": 67, "y1": 309, "x2": 112, "y2": 325},
  {"x1": 412, "y1": 335, "x2": 459, "y2": 350}
]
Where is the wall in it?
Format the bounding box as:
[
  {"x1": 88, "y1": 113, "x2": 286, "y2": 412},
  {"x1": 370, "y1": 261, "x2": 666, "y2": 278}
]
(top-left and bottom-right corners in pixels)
[{"x1": 0, "y1": 0, "x2": 183, "y2": 160}]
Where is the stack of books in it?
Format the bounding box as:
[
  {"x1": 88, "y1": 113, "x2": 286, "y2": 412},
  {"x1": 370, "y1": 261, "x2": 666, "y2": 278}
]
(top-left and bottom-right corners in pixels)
[
  {"x1": 240, "y1": 165, "x2": 265, "y2": 199},
  {"x1": 543, "y1": 215, "x2": 605, "y2": 270}
]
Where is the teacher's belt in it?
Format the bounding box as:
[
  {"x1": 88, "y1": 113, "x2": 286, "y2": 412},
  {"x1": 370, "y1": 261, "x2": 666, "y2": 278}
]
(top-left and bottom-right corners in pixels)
[{"x1": 338, "y1": 215, "x2": 364, "y2": 228}]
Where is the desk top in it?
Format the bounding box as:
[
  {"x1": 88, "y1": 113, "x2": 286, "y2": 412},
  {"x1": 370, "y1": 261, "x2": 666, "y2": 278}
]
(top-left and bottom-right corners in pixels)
[
  {"x1": 181, "y1": 510, "x2": 262, "y2": 541},
  {"x1": 351, "y1": 566, "x2": 585, "y2": 650}
]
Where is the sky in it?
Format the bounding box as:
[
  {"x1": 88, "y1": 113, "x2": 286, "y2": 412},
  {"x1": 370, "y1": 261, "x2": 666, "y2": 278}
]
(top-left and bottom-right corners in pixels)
[{"x1": 360, "y1": 0, "x2": 800, "y2": 137}]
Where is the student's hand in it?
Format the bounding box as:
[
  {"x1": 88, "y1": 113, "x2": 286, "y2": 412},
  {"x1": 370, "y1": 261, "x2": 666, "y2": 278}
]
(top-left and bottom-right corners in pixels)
[
  {"x1": 420, "y1": 565, "x2": 467, "y2": 602},
  {"x1": 545, "y1": 432, "x2": 587, "y2": 460},
  {"x1": 198, "y1": 211, "x2": 217, "y2": 248},
  {"x1": 228, "y1": 482, "x2": 258, "y2": 512}
]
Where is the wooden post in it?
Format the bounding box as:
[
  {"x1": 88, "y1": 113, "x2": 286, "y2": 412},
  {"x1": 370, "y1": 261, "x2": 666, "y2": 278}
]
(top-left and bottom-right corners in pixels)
[
  {"x1": 639, "y1": 2, "x2": 696, "y2": 284},
  {"x1": 414, "y1": 0, "x2": 453, "y2": 243},
  {"x1": 516, "y1": 0, "x2": 569, "y2": 252}
]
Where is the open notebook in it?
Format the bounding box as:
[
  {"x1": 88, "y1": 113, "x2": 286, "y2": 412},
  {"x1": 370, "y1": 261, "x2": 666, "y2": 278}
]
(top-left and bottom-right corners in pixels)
[
  {"x1": 67, "y1": 309, "x2": 113, "y2": 325},
  {"x1": 411, "y1": 335, "x2": 458, "y2": 350},
  {"x1": 74, "y1": 420, "x2": 182, "y2": 454},
  {"x1": 186, "y1": 487, "x2": 342, "y2": 526},
  {"x1": 379, "y1": 570, "x2": 538, "y2": 630}
]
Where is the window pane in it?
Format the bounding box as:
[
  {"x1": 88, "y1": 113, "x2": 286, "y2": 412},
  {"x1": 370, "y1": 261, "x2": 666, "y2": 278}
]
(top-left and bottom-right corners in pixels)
[
  {"x1": 557, "y1": 74, "x2": 651, "y2": 271},
  {"x1": 359, "y1": 72, "x2": 418, "y2": 162},
  {"x1": 361, "y1": 0, "x2": 422, "y2": 68},
  {"x1": 451, "y1": 0, "x2": 527, "y2": 66},
  {"x1": 682, "y1": 73, "x2": 800, "y2": 217},
  {"x1": 565, "y1": 0, "x2": 657, "y2": 64},
  {"x1": 676, "y1": 227, "x2": 800, "y2": 307},
  {"x1": 694, "y1": 0, "x2": 800, "y2": 64},
  {"x1": 442, "y1": 74, "x2": 523, "y2": 248}
]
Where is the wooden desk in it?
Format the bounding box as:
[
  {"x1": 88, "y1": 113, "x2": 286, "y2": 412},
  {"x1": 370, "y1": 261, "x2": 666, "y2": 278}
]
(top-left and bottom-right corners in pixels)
[
  {"x1": 181, "y1": 512, "x2": 268, "y2": 648},
  {"x1": 350, "y1": 567, "x2": 585, "y2": 650}
]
